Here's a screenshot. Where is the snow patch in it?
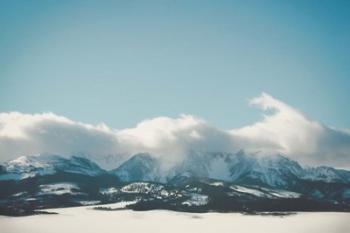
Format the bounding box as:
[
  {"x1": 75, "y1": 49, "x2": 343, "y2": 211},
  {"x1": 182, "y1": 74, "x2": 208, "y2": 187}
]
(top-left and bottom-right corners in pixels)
[
  {"x1": 100, "y1": 187, "x2": 119, "y2": 195},
  {"x1": 39, "y1": 183, "x2": 80, "y2": 195},
  {"x1": 265, "y1": 189, "x2": 301, "y2": 198},
  {"x1": 12, "y1": 192, "x2": 26, "y2": 197},
  {"x1": 209, "y1": 181, "x2": 224, "y2": 187},
  {"x1": 93, "y1": 200, "x2": 139, "y2": 209},
  {"x1": 230, "y1": 185, "x2": 301, "y2": 199},
  {"x1": 121, "y1": 182, "x2": 164, "y2": 194},
  {"x1": 230, "y1": 185, "x2": 267, "y2": 197},
  {"x1": 182, "y1": 193, "x2": 208, "y2": 206},
  {"x1": 79, "y1": 200, "x2": 101, "y2": 206}
]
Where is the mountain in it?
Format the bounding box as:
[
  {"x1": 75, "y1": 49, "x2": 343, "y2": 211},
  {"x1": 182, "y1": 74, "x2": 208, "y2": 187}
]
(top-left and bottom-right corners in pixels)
[
  {"x1": 2, "y1": 151, "x2": 350, "y2": 187},
  {"x1": 1, "y1": 152, "x2": 350, "y2": 215},
  {"x1": 0, "y1": 154, "x2": 106, "y2": 180},
  {"x1": 225, "y1": 152, "x2": 305, "y2": 187},
  {"x1": 115, "y1": 151, "x2": 350, "y2": 188},
  {"x1": 169, "y1": 151, "x2": 305, "y2": 187},
  {"x1": 110, "y1": 153, "x2": 161, "y2": 182},
  {"x1": 302, "y1": 166, "x2": 350, "y2": 183}
]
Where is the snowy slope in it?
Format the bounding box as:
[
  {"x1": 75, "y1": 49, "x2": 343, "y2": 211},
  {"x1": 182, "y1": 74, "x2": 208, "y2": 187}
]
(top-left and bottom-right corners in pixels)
[
  {"x1": 302, "y1": 166, "x2": 350, "y2": 183},
  {"x1": 110, "y1": 153, "x2": 161, "y2": 182},
  {"x1": 107, "y1": 151, "x2": 350, "y2": 187},
  {"x1": 1, "y1": 151, "x2": 350, "y2": 187},
  {"x1": 0, "y1": 154, "x2": 106, "y2": 180},
  {"x1": 168, "y1": 151, "x2": 304, "y2": 187}
]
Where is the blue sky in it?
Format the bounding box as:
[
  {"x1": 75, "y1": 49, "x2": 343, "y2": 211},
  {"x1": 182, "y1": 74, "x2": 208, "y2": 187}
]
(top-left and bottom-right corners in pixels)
[{"x1": 1, "y1": 0, "x2": 350, "y2": 129}]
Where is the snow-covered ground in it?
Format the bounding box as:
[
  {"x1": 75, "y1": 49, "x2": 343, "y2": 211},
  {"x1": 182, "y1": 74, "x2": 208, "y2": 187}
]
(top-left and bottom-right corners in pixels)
[
  {"x1": 230, "y1": 185, "x2": 301, "y2": 198},
  {"x1": 39, "y1": 183, "x2": 80, "y2": 195},
  {"x1": 92, "y1": 200, "x2": 139, "y2": 209},
  {"x1": 0, "y1": 207, "x2": 349, "y2": 233},
  {"x1": 230, "y1": 185, "x2": 268, "y2": 197},
  {"x1": 182, "y1": 193, "x2": 208, "y2": 206}
]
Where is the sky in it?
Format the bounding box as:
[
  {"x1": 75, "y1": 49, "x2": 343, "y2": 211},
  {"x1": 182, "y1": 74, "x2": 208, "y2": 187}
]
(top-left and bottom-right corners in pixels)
[
  {"x1": 1, "y1": 0, "x2": 350, "y2": 130},
  {"x1": 1, "y1": 1, "x2": 350, "y2": 169}
]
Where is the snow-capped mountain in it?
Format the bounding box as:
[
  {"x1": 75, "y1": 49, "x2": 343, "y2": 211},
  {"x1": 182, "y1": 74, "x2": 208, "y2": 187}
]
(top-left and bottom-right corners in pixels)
[
  {"x1": 1, "y1": 152, "x2": 350, "y2": 215},
  {"x1": 169, "y1": 151, "x2": 305, "y2": 187},
  {"x1": 302, "y1": 166, "x2": 350, "y2": 183},
  {"x1": 114, "y1": 151, "x2": 350, "y2": 187},
  {"x1": 224, "y1": 152, "x2": 305, "y2": 187},
  {"x1": 0, "y1": 154, "x2": 106, "y2": 180},
  {"x1": 110, "y1": 153, "x2": 161, "y2": 182},
  {"x1": 1, "y1": 151, "x2": 350, "y2": 186}
]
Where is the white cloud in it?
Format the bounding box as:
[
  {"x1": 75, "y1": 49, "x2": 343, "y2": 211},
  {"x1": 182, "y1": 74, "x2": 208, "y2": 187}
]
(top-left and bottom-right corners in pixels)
[
  {"x1": 0, "y1": 112, "x2": 122, "y2": 169},
  {"x1": 0, "y1": 112, "x2": 234, "y2": 169},
  {"x1": 230, "y1": 93, "x2": 350, "y2": 168},
  {"x1": 116, "y1": 115, "x2": 235, "y2": 165},
  {"x1": 1, "y1": 93, "x2": 350, "y2": 169},
  {"x1": 231, "y1": 93, "x2": 325, "y2": 163}
]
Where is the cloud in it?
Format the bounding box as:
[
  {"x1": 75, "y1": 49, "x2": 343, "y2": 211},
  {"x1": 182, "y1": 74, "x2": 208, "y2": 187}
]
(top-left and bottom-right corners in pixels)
[
  {"x1": 231, "y1": 93, "x2": 324, "y2": 162},
  {"x1": 117, "y1": 115, "x2": 235, "y2": 162},
  {"x1": 1, "y1": 93, "x2": 350, "y2": 169},
  {"x1": 0, "y1": 112, "x2": 123, "y2": 169},
  {"x1": 231, "y1": 93, "x2": 350, "y2": 168},
  {"x1": 0, "y1": 112, "x2": 234, "y2": 169}
]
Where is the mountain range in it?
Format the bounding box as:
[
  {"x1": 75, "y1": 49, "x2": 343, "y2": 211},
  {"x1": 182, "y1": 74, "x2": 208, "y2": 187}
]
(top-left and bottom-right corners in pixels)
[{"x1": 1, "y1": 151, "x2": 350, "y2": 215}]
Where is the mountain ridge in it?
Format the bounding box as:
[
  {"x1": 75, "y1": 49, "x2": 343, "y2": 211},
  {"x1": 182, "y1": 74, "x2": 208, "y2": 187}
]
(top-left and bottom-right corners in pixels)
[
  {"x1": 2, "y1": 152, "x2": 350, "y2": 185},
  {"x1": 1, "y1": 152, "x2": 350, "y2": 215}
]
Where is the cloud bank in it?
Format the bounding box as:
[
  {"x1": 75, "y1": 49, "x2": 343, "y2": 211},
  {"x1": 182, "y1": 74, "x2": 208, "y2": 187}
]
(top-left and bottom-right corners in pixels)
[{"x1": 1, "y1": 93, "x2": 350, "y2": 169}]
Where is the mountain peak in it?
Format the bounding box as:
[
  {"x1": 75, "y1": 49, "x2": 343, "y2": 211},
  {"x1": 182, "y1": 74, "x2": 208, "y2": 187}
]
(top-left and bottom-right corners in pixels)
[
  {"x1": 0, "y1": 154, "x2": 106, "y2": 180},
  {"x1": 111, "y1": 153, "x2": 161, "y2": 182}
]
